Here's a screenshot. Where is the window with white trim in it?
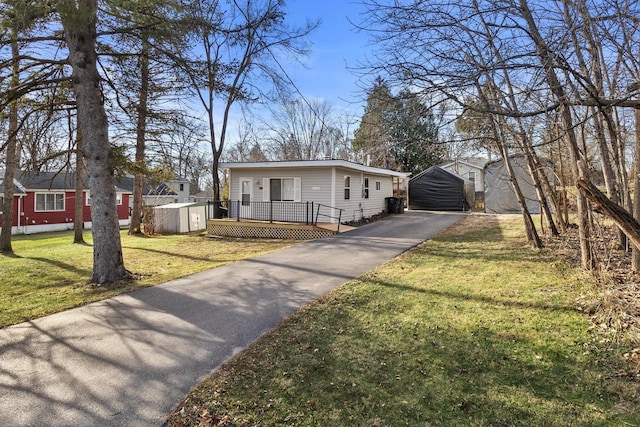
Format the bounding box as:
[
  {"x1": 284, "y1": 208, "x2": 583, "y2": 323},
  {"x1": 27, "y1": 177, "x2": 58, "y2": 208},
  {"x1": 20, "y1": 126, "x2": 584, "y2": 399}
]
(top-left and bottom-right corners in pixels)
[
  {"x1": 363, "y1": 177, "x2": 369, "y2": 199},
  {"x1": 270, "y1": 178, "x2": 295, "y2": 201},
  {"x1": 468, "y1": 171, "x2": 475, "y2": 184},
  {"x1": 376, "y1": 181, "x2": 381, "y2": 191},
  {"x1": 35, "y1": 193, "x2": 65, "y2": 211},
  {"x1": 344, "y1": 176, "x2": 351, "y2": 200}
]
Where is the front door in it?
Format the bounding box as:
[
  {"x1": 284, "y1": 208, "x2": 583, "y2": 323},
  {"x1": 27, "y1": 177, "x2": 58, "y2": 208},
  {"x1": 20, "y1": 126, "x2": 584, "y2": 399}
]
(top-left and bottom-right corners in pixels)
[{"x1": 240, "y1": 178, "x2": 252, "y2": 219}]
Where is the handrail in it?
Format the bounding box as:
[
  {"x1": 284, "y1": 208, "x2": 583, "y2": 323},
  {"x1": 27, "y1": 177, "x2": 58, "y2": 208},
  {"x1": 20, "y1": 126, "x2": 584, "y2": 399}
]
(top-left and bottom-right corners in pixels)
[
  {"x1": 208, "y1": 200, "x2": 315, "y2": 225},
  {"x1": 207, "y1": 200, "x2": 344, "y2": 232},
  {"x1": 314, "y1": 203, "x2": 343, "y2": 233}
]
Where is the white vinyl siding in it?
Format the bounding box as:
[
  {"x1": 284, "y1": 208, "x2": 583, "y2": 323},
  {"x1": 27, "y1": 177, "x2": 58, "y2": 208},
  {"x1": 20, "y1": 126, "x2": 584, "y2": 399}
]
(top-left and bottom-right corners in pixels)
[
  {"x1": 225, "y1": 166, "x2": 398, "y2": 223},
  {"x1": 441, "y1": 163, "x2": 483, "y2": 193},
  {"x1": 229, "y1": 169, "x2": 323, "y2": 204}
]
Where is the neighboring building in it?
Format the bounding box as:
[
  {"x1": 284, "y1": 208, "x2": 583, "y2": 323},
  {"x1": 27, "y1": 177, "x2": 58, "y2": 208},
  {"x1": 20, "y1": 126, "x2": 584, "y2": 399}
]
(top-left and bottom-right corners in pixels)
[
  {"x1": 153, "y1": 202, "x2": 208, "y2": 234},
  {"x1": 484, "y1": 155, "x2": 554, "y2": 214},
  {"x1": 220, "y1": 160, "x2": 408, "y2": 224},
  {"x1": 0, "y1": 170, "x2": 131, "y2": 235},
  {"x1": 408, "y1": 166, "x2": 475, "y2": 211},
  {"x1": 193, "y1": 189, "x2": 215, "y2": 203},
  {"x1": 440, "y1": 158, "x2": 487, "y2": 195},
  {"x1": 118, "y1": 176, "x2": 194, "y2": 207}
]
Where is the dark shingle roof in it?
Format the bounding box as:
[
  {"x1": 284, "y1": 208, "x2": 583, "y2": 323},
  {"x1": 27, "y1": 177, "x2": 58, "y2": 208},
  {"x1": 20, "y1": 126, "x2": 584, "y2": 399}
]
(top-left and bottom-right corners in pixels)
[
  {"x1": 15, "y1": 170, "x2": 131, "y2": 193},
  {"x1": 0, "y1": 180, "x2": 25, "y2": 195},
  {"x1": 17, "y1": 170, "x2": 78, "y2": 190}
]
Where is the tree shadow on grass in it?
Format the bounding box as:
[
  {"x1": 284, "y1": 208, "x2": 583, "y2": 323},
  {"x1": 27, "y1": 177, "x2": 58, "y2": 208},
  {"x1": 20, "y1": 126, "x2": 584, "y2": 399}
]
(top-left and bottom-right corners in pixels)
[
  {"x1": 200, "y1": 276, "x2": 638, "y2": 426},
  {"x1": 0, "y1": 267, "x2": 321, "y2": 426},
  {"x1": 121, "y1": 245, "x2": 239, "y2": 264},
  {"x1": 370, "y1": 277, "x2": 578, "y2": 315},
  {"x1": 22, "y1": 256, "x2": 92, "y2": 277},
  {"x1": 0, "y1": 252, "x2": 22, "y2": 259}
]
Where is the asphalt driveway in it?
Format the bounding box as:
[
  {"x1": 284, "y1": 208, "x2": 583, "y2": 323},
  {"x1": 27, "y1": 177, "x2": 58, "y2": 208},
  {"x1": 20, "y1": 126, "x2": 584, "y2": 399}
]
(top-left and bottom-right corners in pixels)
[{"x1": 0, "y1": 210, "x2": 464, "y2": 426}]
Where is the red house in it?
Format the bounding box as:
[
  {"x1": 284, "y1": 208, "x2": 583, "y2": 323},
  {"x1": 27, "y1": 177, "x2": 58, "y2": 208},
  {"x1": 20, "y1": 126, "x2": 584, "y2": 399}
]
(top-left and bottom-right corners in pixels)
[{"x1": 0, "y1": 170, "x2": 131, "y2": 235}]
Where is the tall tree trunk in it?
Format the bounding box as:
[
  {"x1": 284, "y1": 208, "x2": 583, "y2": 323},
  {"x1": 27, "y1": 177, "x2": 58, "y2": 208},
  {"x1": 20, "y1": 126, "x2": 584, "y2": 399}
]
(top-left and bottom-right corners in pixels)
[
  {"x1": 1, "y1": 34, "x2": 20, "y2": 254},
  {"x1": 519, "y1": 0, "x2": 593, "y2": 268},
  {"x1": 523, "y1": 144, "x2": 558, "y2": 236},
  {"x1": 129, "y1": 33, "x2": 150, "y2": 235},
  {"x1": 632, "y1": 101, "x2": 640, "y2": 271},
  {"x1": 74, "y1": 125, "x2": 85, "y2": 244},
  {"x1": 495, "y1": 127, "x2": 543, "y2": 249},
  {"x1": 597, "y1": 109, "x2": 629, "y2": 249},
  {"x1": 59, "y1": 0, "x2": 128, "y2": 285}
]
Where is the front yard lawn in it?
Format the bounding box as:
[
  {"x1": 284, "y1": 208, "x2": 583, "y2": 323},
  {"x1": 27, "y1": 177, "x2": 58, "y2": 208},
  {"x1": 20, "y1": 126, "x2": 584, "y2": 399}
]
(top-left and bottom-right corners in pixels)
[
  {"x1": 167, "y1": 215, "x2": 639, "y2": 426},
  {"x1": 0, "y1": 231, "x2": 293, "y2": 327}
]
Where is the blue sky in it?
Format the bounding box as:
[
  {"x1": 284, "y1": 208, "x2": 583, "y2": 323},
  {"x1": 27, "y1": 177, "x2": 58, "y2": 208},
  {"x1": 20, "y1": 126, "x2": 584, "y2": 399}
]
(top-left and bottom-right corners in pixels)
[{"x1": 282, "y1": 1, "x2": 373, "y2": 115}]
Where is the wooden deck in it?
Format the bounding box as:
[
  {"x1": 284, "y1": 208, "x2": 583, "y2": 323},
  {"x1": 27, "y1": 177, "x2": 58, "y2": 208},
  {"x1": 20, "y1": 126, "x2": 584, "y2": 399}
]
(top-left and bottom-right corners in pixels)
[{"x1": 206, "y1": 219, "x2": 353, "y2": 240}]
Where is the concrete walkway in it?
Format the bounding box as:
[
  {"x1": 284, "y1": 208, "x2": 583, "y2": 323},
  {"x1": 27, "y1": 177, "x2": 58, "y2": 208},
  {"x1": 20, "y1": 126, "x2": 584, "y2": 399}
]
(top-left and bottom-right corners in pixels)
[{"x1": 0, "y1": 211, "x2": 464, "y2": 426}]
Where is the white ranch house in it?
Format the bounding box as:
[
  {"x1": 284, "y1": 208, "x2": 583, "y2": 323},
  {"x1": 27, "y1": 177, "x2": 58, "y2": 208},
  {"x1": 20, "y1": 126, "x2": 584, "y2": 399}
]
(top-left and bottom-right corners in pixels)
[{"x1": 220, "y1": 160, "x2": 408, "y2": 224}]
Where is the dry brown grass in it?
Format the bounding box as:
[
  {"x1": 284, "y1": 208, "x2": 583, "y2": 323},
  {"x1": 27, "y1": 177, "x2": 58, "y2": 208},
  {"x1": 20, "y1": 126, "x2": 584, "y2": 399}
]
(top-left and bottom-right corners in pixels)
[{"x1": 544, "y1": 214, "x2": 640, "y2": 377}]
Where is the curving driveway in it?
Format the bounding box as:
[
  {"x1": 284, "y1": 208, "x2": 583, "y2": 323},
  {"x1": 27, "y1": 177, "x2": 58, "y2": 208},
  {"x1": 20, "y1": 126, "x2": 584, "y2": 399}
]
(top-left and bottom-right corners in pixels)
[{"x1": 0, "y1": 210, "x2": 464, "y2": 426}]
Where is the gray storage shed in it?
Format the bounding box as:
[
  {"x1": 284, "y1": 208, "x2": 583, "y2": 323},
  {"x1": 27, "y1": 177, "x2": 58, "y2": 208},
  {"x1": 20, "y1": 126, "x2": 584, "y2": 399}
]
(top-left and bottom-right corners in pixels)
[
  {"x1": 153, "y1": 202, "x2": 207, "y2": 234},
  {"x1": 484, "y1": 156, "x2": 554, "y2": 214},
  {"x1": 409, "y1": 166, "x2": 474, "y2": 211}
]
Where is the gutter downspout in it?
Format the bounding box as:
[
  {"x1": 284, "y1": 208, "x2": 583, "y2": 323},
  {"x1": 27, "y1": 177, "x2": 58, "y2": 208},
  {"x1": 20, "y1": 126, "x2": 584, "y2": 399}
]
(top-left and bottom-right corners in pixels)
[
  {"x1": 331, "y1": 167, "x2": 336, "y2": 223},
  {"x1": 17, "y1": 195, "x2": 22, "y2": 233}
]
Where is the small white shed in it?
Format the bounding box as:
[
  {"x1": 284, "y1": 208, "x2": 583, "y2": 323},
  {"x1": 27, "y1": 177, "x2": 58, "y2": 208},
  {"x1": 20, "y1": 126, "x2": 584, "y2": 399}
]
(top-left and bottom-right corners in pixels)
[{"x1": 153, "y1": 202, "x2": 207, "y2": 234}]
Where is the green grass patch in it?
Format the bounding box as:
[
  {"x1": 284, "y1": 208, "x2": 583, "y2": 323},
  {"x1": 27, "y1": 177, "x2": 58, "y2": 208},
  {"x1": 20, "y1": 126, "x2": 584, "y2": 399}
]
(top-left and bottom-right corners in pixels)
[
  {"x1": 168, "y1": 215, "x2": 640, "y2": 426},
  {"x1": 0, "y1": 230, "x2": 293, "y2": 327}
]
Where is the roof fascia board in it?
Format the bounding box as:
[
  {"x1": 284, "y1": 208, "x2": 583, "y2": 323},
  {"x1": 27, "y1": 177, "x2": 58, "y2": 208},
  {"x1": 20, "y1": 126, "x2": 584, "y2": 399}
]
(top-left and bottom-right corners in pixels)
[{"x1": 219, "y1": 160, "x2": 407, "y2": 178}]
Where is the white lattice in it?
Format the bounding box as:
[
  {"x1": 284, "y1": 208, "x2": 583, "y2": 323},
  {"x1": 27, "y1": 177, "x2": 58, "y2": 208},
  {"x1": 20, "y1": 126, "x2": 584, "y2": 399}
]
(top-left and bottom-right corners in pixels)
[{"x1": 207, "y1": 222, "x2": 334, "y2": 240}]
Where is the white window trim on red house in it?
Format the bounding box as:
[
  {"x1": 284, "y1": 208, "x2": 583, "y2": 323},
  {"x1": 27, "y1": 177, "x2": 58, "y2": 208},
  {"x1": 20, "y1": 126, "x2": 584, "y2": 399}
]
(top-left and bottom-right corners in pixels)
[{"x1": 34, "y1": 192, "x2": 65, "y2": 212}]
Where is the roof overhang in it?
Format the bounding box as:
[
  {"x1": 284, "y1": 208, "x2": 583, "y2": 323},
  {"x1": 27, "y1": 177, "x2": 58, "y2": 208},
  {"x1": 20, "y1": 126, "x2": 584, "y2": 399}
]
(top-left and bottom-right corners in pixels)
[{"x1": 220, "y1": 160, "x2": 408, "y2": 178}]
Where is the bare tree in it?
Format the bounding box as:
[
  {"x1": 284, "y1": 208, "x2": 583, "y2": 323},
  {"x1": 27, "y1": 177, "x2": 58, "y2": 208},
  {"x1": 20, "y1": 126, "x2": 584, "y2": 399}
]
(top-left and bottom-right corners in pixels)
[
  {"x1": 358, "y1": 0, "x2": 640, "y2": 269},
  {"x1": 261, "y1": 97, "x2": 336, "y2": 160},
  {"x1": 174, "y1": 0, "x2": 317, "y2": 212}
]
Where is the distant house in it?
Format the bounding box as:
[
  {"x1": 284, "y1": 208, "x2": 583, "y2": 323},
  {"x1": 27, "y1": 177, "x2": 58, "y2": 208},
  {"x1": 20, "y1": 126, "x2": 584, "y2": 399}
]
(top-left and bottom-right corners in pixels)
[
  {"x1": 193, "y1": 189, "x2": 215, "y2": 203},
  {"x1": 0, "y1": 170, "x2": 131, "y2": 235},
  {"x1": 440, "y1": 158, "x2": 487, "y2": 196},
  {"x1": 117, "y1": 176, "x2": 193, "y2": 207},
  {"x1": 220, "y1": 160, "x2": 408, "y2": 224}
]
